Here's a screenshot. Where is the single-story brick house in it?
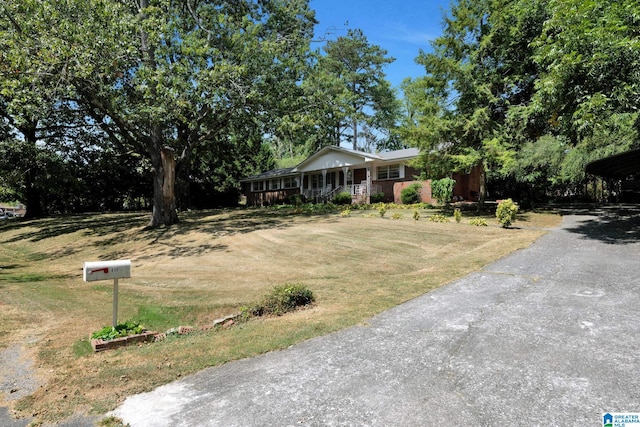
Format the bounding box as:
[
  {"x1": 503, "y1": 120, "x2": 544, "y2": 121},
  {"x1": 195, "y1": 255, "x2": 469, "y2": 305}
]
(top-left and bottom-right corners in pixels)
[{"x1": 241, "y1": 146, "x2": 482, "y2": 206}]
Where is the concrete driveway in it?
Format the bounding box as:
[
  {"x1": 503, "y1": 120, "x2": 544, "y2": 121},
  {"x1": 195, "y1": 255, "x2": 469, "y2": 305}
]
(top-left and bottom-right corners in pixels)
[{"x1": 109, "y1": 207, "x2": 640, "y2": 426}]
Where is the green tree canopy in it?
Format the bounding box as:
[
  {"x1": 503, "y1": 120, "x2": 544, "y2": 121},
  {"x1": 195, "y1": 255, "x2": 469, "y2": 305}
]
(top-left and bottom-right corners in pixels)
[
  {"x1": 1, "y1": 0, "x2": 316, "y2": 226},
  {"x1": 305, "y1": 28, "x2": 400, "y2": 152},
  {"x1": 401, "y1": 0, "x2": 640, "y2": 203}
]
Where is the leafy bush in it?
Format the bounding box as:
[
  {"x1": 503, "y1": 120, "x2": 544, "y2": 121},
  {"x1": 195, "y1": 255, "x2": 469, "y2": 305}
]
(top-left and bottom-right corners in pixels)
[
  {"x1": 401, "y1": 183, "x2": 422, "y2": 204},
  {"x1": 454, "y1": 208, "x2": 462, "y2": 223},
  {"x1": 332, "y1": 191, "x2": 352, "y2": 205},
  {"x1": 431, "y1": 178, "x2": 456, "y2": 204},
  {"x1": 339, "y1": 208, "x2": 351, "y2": 217},
  {"x1": 370, "y1": 192, "x2": 386, "y2": 204},
  {"x1": 496, "y1": 198, "x2": 519, "y2": 228},
  {"x1": 469, "y1": 218, "x2": 488, "y2": 226},
  {"x1": 429, "y1": 214, "x2": 450, "y2": 223},
  {"x1": 378, "y1": 204, "x2": 387, "y2": 217},
  {"x1": 286, "y1": 193, "x2": 305, "y2": 206},
  {"x1": 413, "y1": 209, "x2": 420, "y2": 221},
  {"x1": 391, "y1": 213, "x2": 402, "y2": 220},
  {"x1": 251, "y1": 284, "x2": 315, "y2": 317},
  {"x1": 91, "y1": 320, "x2": 145, "y2": 341}
]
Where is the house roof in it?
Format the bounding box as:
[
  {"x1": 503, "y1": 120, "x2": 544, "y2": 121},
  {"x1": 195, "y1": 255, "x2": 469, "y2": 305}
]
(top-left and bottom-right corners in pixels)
[
  {"x1": 293, "y1": 146, "x2": 381, "y2": 172},
  {"x1": 585, "y1": 148, "x2": 640, "y2": 179},
  {"x1": 241, "y1": 167, "x2": 296, "y2": 182},
  {"x1": 378, "y1": 147, "x2": 420, "y2": 161}
]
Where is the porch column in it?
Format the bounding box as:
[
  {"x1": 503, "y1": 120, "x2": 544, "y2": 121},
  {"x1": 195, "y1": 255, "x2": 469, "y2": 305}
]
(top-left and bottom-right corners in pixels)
[
  {"x1": 322, "y1": 169, "x2": 327, "y2": 193},
  {"x1": 343, "y1": 166, "x2": 348, "y2": 189},
  {"x1": 366, "y1": 166, "x2": 371, "y2": 204},
  {"x1": 299, "y1": 172, "x2": 304, "y2": 195}
]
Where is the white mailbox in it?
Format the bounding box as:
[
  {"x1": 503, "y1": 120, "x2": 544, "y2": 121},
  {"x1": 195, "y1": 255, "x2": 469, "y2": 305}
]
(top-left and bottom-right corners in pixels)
[
  {"x1": 83, "y1": 260, "x2": 131, "y2": 282},
  {"x1": 83, "y1": 260, "x2": 132, "y2": 327}
]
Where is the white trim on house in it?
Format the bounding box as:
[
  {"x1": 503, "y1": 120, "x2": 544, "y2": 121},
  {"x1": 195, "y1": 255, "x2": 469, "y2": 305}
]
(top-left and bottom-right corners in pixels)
[{"x1": 293, "y1": 146, "x2": 381, "y2": 172}]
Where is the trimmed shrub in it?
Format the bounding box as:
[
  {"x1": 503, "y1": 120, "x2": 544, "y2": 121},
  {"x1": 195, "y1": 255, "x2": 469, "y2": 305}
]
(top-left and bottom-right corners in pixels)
[
  {"x1": 370, "y1": 192, "x2": 386, "y2": 204},
  {"x1": 496, "y1": 198, "x2": 519, "y2": 228},
  {"x1": 252, "y1": 284, "x2": 315, "y2": 316},
  {"x1": 401, "y1": 183, "x2": 422, "y2": 204},
  {"x1": 469, "y1": 218, "x2": 488, "y2": 226},
  {"x1": 286, "y1": 193, "x2": 305, "y2": 206},
  {"x1": 332, "y1": 191, "x2": 352, "y2": 205},
  {"x1": 431, "y1": 178, "x2": 456, "y2": 205},
  {"x1": 454, "y1": 208, "x2": 462, "y2": 223},
  {"x1": 429, "y1": 214, "x2": 450, "y2": 223}
]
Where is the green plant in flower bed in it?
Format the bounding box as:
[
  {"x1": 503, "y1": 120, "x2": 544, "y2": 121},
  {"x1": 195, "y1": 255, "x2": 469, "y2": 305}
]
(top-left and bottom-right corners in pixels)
[
  {"x1": 469, "y1": 218, "x2": 488, "y2": 226},
  {"x1": 401, "y1": 183, "x2": 422, "y2": 204},
  {"x1": 332, "y1": 191, "x2": 353, "y2": 205},
  {"x1": 391, "y1": 213, "x2": 402, "y2": 220},
  {"x1": 370, "y1": 192, "x2": 385, "y2": 203},
  {"x1": 91, "y1": 320, "x2": 145, "y2": 341},
  {"x1": 429, "y1": 214, "x2": 450, "y2": 223},
  {"x1": 454, "y1": 208, "x2": 462, "y2": 223}
]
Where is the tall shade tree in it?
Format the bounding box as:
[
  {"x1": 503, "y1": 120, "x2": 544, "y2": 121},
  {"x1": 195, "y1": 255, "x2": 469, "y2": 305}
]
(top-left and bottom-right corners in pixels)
[
  {"x1": 1, "y1": 0, "x2": 315, "y2": 227},
  {"x1": 314, "y1": 28, "x2": 399, "y2": 151},
  {"x1": 530, "y1": 0, "x2": 640, "y2": 143},
  {"x1": 0, "y1": 1, "x2": 89, "y2": 217},
  {"x1": 400, "y1": 0, "x2": 549, "y2": 202}
]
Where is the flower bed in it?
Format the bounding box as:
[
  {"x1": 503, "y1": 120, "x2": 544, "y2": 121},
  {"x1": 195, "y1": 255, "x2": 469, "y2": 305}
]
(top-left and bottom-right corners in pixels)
[{"x1": 91, "y1": 331, "x2": 157, "y2": 352}]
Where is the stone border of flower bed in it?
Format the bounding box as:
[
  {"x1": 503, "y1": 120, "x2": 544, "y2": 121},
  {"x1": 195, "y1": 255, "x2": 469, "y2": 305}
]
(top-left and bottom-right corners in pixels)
[
  {"x1": 91, "y1": 331, "x2": 157, "y2": 352},
  {"x1": 90, "y1": 312, "x2": 242, "y2": 352}
]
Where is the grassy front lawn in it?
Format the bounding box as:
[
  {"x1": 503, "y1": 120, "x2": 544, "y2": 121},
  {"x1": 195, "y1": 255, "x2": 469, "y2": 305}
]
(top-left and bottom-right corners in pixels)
[{"x1": 0, "y1": 206, "x2": 560, "y2": 423}]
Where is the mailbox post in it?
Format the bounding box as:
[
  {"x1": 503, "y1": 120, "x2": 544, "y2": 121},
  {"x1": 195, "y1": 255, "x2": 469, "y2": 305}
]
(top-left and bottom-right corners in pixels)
[{"x1": 83, "y1": 260, "x2": 131, "y2": 327}]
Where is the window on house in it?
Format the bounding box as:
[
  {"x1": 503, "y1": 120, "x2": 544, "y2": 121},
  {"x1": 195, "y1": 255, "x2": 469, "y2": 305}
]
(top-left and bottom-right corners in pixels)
[
  {"x1": 377, "y1": 164, "x2": 401, "y2": 180},
  {"x1": 311, "y1": 174, "x2": 324, "y2": 189},
  {"x1": 252, "y1": 180, "x2": 265, "y2": 191},
  {"x1": 270, "y1": 179, "x2": 280, "y2": 190},
  {"x1": 283, "y1": 176, "x2": 298, "y2": 188}
]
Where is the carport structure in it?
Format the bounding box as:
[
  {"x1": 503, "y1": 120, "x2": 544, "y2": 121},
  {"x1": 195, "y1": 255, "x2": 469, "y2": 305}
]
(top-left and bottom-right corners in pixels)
[{"x1": 585, "y1": 148, "x2": 640, "y2": 202}]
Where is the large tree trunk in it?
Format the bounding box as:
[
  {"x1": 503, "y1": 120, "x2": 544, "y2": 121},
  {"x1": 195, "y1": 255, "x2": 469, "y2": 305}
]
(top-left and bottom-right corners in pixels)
[
  {"x1": 478, "y1": 163, "x2": 486, "y2": 209},
  {"x1": 22, "y1": 125, "x2": 44, "y2": 219},
  {"x1": 148, "y1": 146, "x2": 179, "y2": 228},
  {"x1": 23, "y1": 167, "x2": 43, "y2": 219}
]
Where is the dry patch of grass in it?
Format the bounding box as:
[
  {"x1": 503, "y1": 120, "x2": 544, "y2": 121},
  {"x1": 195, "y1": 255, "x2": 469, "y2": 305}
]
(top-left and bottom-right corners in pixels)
[{"x1": 0, "y1": 207, "x2": 561, "y2": 423}]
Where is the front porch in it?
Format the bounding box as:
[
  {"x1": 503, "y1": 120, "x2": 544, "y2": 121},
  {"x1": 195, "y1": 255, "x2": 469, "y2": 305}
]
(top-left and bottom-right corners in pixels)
[{"x1": 302, "y1": 182, "x2": 383, "y2": 204}]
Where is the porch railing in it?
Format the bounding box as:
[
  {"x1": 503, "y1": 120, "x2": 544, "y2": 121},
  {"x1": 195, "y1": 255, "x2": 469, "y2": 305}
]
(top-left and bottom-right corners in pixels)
[
  {"x1": 348, "y1": 184, "x2": 382, "y2": 197},
  {"x1": 303, "y1": 185, "x2": 338, "y2": 203},
  {"x1": 303, "y1": 183, "x2": 381, "y2": 204}
]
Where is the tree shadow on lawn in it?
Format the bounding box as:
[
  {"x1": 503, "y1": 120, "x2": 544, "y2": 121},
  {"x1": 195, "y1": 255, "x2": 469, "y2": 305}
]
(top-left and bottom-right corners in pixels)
[
  {"x1": 0, "y1": 212, "x2": 149, "y2": 244},
  {"x1": 0, "y1": 208, "x2": 340, "y2": 259},
  {"x1": 561, "y1": 205, "x2": 640, "y2": 245}
]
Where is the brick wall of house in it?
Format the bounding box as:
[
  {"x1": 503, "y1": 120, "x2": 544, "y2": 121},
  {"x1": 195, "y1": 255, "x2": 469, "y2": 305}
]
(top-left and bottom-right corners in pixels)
[
  {"x1": 452, "y1": 165, "x2": 483, "y2": 201},
  {"x1": 393, "y1": 181, "x2": 433, "y2": 204}
]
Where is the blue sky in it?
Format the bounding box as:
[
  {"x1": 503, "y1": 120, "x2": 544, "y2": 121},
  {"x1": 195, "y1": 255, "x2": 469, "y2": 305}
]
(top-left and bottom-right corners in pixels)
[{"x1": 309, "y1": 0, "x2": 453, "y2": 91}]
